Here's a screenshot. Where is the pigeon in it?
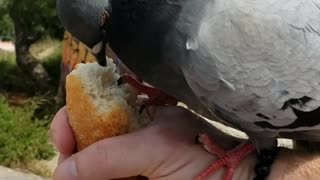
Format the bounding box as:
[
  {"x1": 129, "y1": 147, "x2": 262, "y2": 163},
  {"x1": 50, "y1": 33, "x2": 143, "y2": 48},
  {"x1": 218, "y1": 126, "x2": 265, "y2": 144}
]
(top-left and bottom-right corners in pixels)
[{"x1": 57, "y1": 0, "x2": 320, "y2": 179}]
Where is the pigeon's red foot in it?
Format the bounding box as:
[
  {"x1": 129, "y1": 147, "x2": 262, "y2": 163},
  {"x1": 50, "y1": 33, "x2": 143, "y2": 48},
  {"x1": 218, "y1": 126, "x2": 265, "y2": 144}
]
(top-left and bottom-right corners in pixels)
[
  {"x1": 196, "y1": 134, "x2": 255, "y2": 180},
  {"x1": 118, "y1": 74, "x2": 178, "y2": 110}
]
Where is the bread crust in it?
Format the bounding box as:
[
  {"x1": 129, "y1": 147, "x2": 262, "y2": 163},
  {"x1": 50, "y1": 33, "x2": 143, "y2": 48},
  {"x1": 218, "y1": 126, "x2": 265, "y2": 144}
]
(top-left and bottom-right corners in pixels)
[{"x1": 66, "y1": 73, "x2": 132, "y2": 150}]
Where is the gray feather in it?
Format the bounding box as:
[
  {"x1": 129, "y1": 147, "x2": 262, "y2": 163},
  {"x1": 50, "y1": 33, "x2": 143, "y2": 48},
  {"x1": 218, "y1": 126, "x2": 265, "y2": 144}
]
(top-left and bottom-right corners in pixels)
[{"x1": 180, "y1": 0, "x2": 320, "y2": 136}]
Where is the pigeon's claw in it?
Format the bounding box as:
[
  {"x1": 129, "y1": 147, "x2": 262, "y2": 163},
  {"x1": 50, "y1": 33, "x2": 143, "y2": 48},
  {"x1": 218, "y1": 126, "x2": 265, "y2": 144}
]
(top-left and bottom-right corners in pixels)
[
  {"x1": 118, "y1": 74, "x2": 178, "y2": 108},
  {"x1": 196, "y1": 134, "x2": 255, "y2": 180}
]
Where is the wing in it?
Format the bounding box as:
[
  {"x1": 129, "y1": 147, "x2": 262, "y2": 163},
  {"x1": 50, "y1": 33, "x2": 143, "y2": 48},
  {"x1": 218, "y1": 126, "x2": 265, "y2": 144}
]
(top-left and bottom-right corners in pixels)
[{"x1": 181, "y1": 0, "x2": 320, "y2": 135}]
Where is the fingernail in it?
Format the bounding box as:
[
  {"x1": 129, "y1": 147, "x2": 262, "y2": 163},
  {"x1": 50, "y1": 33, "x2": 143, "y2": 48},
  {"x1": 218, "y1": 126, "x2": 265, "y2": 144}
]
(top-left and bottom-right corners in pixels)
[{"x1": 55, "y1": 158, "x2": 78, "y2": 180}]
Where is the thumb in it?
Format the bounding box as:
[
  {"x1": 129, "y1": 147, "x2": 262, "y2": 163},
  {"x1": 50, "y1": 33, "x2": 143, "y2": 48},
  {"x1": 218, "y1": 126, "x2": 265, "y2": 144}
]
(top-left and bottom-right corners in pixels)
[{"x1": 53, "y1": 130, "x2": 156, "y2": 180}]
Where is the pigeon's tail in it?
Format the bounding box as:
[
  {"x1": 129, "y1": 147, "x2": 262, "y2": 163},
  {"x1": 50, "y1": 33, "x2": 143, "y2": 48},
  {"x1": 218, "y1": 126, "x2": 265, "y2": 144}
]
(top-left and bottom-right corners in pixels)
[
  {"x1": 281, "y1": 130, "x2": 320, "y2": 142},
  {"x1": 280, "y1": 130, "x2": 320, "y2": 152},
  {"x1": 294, "y1": 140, "x2": 320, "y2": 152}
]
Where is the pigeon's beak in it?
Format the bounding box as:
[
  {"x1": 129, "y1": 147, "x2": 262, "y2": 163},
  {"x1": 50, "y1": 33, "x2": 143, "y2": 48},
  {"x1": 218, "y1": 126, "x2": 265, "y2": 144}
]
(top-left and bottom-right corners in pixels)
[
  {"x1": 96, "y1": 45, "x2": 107, "y2": 66},
  {"x1": 95, "y1": 4, "x2": 112, "y2": 67}
]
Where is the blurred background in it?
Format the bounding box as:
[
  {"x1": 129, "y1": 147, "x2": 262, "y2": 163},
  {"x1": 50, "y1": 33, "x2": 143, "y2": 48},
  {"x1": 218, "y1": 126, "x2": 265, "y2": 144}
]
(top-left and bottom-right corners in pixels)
[{"x1": 0, "y1": 0, "x2": 96, "y2": 179}]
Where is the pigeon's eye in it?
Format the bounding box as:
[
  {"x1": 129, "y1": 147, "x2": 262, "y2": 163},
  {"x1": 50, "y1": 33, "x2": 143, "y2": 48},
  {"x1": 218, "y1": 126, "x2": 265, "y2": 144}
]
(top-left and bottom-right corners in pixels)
[{"x1": 100, "y1": 9, "x2": 110, "y2": 27}]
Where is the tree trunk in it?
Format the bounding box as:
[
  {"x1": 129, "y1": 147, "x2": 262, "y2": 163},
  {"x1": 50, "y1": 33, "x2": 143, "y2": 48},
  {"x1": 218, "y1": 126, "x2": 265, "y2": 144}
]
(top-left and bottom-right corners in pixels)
[{"x1": 12, "y1": 18, "x2": 52, "y2": 90}]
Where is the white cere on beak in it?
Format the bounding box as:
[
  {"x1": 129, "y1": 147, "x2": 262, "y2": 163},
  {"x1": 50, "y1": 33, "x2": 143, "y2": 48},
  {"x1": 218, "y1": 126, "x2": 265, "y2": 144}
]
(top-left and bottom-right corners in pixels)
[{"x1": 91, "y1": 41, "x2": 103, "y2": 54}]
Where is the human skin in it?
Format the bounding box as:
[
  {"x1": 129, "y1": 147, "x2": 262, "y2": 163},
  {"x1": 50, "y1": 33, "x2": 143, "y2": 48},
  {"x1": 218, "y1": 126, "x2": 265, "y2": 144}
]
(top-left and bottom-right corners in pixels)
[{"x1": 50, "y1": 106, "x2": 320, "y2": 180}]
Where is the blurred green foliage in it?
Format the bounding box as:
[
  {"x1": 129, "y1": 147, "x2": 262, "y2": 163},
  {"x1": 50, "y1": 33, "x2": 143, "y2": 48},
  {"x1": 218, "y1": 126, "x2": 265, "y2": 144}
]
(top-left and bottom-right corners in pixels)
[
  {"x1": 0, "y1": 0, "x2": 63, "y2": 41},
  {"x1": 0, "y1": 40, "x2": 62, "y2": 172},
  {"x1": 0, "y1": 14, "x2": 14, "y2": 41},
  {"x1": 0, "y1": 1, "x2": 63, "y2": 175},
  {"x1": 0, "y1": 96, "x2": 55, "y2": 167}
]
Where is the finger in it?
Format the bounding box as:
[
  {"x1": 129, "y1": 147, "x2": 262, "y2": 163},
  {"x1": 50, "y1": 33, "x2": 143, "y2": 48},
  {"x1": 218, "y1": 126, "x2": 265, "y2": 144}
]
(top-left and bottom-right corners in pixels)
[
  {"x1": 50, "y1": 107, "x2": 76, "y2": 155},
  {"x1": 53, "y1": 130, "x2": 164, "y2": 180}
]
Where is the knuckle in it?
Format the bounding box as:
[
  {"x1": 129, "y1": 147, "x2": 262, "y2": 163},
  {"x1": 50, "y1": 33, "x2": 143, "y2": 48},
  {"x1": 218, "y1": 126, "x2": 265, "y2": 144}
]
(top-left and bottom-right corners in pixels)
[{"x1": 93, "y1": 140, "x2": 111, "y2": 168}]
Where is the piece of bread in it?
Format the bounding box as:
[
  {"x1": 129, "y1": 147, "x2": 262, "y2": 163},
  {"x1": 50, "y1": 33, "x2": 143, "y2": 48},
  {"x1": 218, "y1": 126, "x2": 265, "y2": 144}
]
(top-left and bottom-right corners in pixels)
[
  {"x1": 66, "y1": 58, "x2": 150, "y2": 180},
  {"x1": 66, "y1": 58, "x2": 150, "y2": 150}
]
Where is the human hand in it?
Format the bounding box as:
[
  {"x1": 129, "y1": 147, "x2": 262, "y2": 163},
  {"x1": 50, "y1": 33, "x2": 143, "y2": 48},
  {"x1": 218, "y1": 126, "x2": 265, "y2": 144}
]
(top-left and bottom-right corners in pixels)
[{"x1": 50, "y1": 106, "x2": 256, "y2": 180}]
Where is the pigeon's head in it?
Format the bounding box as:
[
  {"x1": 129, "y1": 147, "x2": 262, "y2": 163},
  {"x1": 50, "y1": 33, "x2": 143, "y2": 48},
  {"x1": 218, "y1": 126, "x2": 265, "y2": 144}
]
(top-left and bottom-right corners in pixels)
[{"x1": 57, "y1": 0, "x2": 112, "y2": 66}]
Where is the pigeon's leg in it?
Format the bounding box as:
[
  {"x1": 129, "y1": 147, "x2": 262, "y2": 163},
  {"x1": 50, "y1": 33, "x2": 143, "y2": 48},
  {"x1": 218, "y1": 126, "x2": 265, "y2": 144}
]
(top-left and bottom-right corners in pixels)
[
  {"x1": 118, "y1": 74, "x2": 178, "y2": 109},
  {"x1": 196, "y1": 134, "x2": 255, "y2": 180}
]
